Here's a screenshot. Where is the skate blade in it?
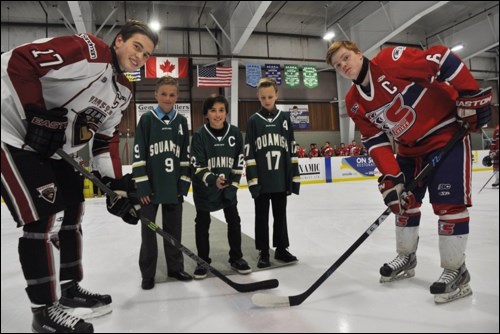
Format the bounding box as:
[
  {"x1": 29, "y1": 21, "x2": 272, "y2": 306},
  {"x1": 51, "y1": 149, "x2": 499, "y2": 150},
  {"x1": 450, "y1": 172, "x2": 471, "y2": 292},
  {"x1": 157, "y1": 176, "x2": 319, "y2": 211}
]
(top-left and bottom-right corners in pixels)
[
  {"x1": 62, "y1": 304, "x2": 112, "y2": 319},
  {"x1": 380, "y1": 268, "x2": 415, "y2": 283},
  {"x1": 434, "y1": 284, "x2": 472, "y2": 304}
]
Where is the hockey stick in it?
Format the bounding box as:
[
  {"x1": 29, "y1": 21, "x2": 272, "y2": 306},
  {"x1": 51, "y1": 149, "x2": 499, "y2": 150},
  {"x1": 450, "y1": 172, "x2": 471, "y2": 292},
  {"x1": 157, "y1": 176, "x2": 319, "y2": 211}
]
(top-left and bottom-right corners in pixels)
[
  {"x1": 478, "y1": 171, "x2": 497, "y2": 194},
  {"x1": 252, "y1": 123, "x2": 470, "y2": 308},
  {"x1": 57, "y1": 149, "x2": 279, "y2": 293}
]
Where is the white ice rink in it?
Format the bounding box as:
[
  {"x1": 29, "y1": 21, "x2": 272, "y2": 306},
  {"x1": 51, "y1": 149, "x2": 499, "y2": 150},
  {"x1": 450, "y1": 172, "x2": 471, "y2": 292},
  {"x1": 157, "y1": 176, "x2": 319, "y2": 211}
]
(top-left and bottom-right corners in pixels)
[{"x1": 2, "y1": 171, "x2": 499, "y2": 333}]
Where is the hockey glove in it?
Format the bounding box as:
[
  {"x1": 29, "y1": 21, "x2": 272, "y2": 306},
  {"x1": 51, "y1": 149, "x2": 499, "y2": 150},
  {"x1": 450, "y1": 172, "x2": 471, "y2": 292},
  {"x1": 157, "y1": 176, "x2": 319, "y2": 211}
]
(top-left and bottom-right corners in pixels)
[
  {"x1": 102, "y1": 174, "x2": 139, "y2": 224},
  {"x1": 106, "y1": 195, "x2": 139, "y2": 225},
  {"x1": 24, "y1": 105, "x2": 68, "y2": 158},
  {"x1": 456, "y1": 87, "x2": 492, "y2": 132},
  {"x1": 378, "y1": 172, "x2": 416, "y2": 215},
  {"x1": 482, "y1": 155, "x2": 492, "y2": 167}
]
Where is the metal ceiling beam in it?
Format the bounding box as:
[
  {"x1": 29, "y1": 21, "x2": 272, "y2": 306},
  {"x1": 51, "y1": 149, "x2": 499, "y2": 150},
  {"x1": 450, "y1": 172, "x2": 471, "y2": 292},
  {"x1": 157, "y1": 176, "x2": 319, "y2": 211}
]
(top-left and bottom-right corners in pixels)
[
  {"x1": 230, "y1": 1, "x2": 272, "y2": 55},
  {"x1": 349, "y1": 1, "x2": 448, "y2": 58},
  {"x1": 67, "y1": 1, "x2": 94, "y2": 34},
  {"x1": 435, "y1": 11, "x2": 499, "y2": 61}
]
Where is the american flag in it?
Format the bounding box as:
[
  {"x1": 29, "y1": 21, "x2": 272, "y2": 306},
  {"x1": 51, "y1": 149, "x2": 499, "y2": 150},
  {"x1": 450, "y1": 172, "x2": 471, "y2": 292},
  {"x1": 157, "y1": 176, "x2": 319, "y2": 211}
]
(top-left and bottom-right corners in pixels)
[{"x1": 197, "y1": 66, "x2": 232, "y2": 87}]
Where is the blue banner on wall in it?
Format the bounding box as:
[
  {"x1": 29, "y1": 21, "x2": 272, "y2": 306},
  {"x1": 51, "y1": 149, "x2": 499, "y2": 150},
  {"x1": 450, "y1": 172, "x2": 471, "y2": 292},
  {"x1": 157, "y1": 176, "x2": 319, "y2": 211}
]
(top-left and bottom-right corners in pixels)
[{"x1": 245, "y1": 64, "x2": 262, "y2": 87}]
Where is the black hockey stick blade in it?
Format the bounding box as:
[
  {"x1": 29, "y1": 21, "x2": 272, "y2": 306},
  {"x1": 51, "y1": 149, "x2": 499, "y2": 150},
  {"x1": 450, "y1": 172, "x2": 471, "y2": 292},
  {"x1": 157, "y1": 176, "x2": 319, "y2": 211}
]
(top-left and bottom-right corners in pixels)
[
  {"x1": 56, "y1": 149, "x2": 278, "y2": 293},
  {"x1": 252, "y1": 123, "x2": 469, "y2": 308}
]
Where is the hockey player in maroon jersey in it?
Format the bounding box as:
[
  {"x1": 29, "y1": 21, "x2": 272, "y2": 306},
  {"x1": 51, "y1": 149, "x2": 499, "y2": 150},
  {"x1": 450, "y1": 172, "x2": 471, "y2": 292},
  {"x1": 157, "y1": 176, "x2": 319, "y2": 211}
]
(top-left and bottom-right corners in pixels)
[
  {"x1": 1, "y1": 21, "x2": 158, "y2": 332},
  {"x1": 326, "y1": 40, "x2": 492, "y2": 303}
]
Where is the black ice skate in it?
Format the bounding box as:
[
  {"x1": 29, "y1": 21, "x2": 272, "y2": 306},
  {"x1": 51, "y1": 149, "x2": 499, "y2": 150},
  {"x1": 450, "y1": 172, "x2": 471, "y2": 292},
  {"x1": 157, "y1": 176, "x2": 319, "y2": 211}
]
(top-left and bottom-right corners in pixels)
[
  {"x1": 379, "y1": 253, "x2": 417, "y2": 283},
  {"x1": 31, "y1": 303, "x2": 93, "y2": 333},
  {"x1": 59, "y1": 281, "x2": 112, "y2": 319},
  {"x1": 430, "y1": 263, "x2": 472, "y2": 304}
]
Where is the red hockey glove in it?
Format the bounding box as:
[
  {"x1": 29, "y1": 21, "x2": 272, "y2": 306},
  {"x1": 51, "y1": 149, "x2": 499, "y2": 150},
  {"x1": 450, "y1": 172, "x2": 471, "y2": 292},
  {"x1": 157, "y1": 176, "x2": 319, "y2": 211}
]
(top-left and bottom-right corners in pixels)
[
  {"x1": 24, "y1": 105, "x2": 68, "y2": 158},
  {"x1": 378, "y1": 172, "x2": 416, "y2": 215},
  {"x1": 456, "y1": 87, "x2": 492, "y2": 132}
]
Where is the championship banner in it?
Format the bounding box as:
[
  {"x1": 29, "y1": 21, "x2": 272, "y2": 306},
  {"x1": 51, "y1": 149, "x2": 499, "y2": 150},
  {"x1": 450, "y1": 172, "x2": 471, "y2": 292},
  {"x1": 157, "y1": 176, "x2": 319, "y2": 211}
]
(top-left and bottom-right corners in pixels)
[
  {"x1": 284, "y1": 64, "x2": 300, "y2": 87},
  {"x1": 245, "y1": 64, "x2": 261, "y2": 87},
  {"x1": 276, "y1": 104, "x2": 310, "y2": 129},
  {"x1": 265, "y1": 64, "x2": 282, "y2": 85},
  {"x1": 303, "y1": 65, "x2": 318, "y2": 88},
  {"x1": 136, "y1": 103, "x2": 192, "y2": 130}
]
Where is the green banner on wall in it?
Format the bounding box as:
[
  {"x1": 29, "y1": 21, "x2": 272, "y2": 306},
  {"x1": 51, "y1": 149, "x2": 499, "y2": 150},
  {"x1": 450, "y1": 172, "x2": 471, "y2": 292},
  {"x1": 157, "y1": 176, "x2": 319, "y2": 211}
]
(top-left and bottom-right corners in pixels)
[
  {"x1": 303, "y1": 65, "x2": 318, "y2": 88},
  {"x1": 284, "y1": 64, "x2": 300, "y2": 87}
]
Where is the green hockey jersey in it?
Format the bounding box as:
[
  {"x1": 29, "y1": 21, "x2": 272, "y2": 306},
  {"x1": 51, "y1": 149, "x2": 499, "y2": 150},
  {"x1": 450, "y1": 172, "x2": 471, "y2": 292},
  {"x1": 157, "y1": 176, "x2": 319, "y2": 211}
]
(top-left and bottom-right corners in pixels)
[
  {"x1": 132, "y1": 109, "x2": 191, "y2": 204},
  {"x1": 191, "y1": 123, "x2": 244, "y2": 211},
  {"x1": 245, "y1": 108, "x2": 300, "y2": 196}
]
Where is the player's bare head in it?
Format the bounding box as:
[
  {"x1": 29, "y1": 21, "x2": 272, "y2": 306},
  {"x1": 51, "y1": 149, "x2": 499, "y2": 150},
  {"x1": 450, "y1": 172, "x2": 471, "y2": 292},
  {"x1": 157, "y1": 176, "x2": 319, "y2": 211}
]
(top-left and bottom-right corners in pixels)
[
  {"x1": 155, "y1": 75, "x2": 178, "y2": 93},
  {"x1": 113, "y1": 20, "x2": 159, "y2": 48},
  {"x1": 203, "y1": 94, "x2": 229, "y2": 116},
  {"x1": 326, "y1": 40, "x2": 361, "y2": 66},
  {"x1": 257, "y1": 78, "x2": 278, "y2": 93}
]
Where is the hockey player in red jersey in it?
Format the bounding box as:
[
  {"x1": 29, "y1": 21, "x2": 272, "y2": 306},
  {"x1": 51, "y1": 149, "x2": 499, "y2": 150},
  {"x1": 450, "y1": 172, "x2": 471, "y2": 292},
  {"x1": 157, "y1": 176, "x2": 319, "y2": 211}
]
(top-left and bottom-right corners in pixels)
[
  {"x1": 326, "y1": 40, "x2": 492, "y2": 303},
  {"x1": 320, "y1": 141, "x2": 334, "y2": 157},
  {"x1": 490, "y1": 124, "x2": 499, "y2": 187},
  {"x1": 1, "y1": 21, "x2": 158, "y2": 332}
]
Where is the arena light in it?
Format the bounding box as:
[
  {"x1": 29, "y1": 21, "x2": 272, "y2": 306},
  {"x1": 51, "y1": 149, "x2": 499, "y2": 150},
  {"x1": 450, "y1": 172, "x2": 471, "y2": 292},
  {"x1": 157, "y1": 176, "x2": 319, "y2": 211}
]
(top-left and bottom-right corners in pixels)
[
  {"x1": 451, "y1": 44, "x2": 464, "y2": 52},
  {"x1": 323, "y1": 31, "x2": 335, "y2": 40},
  {"x1": 149, "y1": 20, "x2": 161, "y2": 32}
]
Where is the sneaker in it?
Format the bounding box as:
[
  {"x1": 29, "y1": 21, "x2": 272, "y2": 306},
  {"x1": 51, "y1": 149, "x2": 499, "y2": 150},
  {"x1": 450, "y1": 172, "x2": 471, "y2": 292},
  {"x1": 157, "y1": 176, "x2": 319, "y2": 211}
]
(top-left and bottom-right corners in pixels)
[
  {"x1": 274, "y1": 248, "x2": 298, "y2": 263},
  {"x1": 59, "y1": 281, "x2": 112, "y2": 319},
  {"x1": 193, "y1": 264, "x2": 208, "y2": 279},
  {"x1": 257, "y1": 251, "x2": 271, "y2": 269},
  {"x1": 141, "y1": 278, "x2": 155, "y2": 290},
  {"x1": 32, "y1": 303, "x2": 94, "y2": 333},
  {"x1": 230, "y1": 258, "x2": 252, "y2": 274},
  {"x1": 379, "y1": 252, "x2": 417, "y2": 283},
  {"x1": 430, "y1": 263, "x2": 472, "y2": 304}
]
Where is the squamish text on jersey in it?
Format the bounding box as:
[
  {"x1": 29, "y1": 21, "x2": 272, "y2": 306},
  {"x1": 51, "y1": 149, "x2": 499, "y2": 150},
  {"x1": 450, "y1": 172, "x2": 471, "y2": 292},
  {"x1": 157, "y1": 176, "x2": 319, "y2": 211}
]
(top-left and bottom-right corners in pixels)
[
  {"x1": 254, "y1": 133, "x2": 289, "y2": 152},
  {"x1": 149, "y1": 139, "x2": 181, "y2": 158},
  {"x1": 207, "y1": 156, "x2": 235, "y2": 169}
]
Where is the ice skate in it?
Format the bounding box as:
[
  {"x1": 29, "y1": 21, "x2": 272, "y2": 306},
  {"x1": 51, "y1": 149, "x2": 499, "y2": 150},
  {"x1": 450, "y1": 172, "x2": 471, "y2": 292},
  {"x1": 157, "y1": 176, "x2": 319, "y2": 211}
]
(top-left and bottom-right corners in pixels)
[
  {"x1": 430, "y1": 263, "x2": 472, "y2": 304},
  {"x1": 59, "y1": 281, "x2": 112, "y2": 319},
  {"x1": 379, "y1": 253, "x2": 417, "y2": 283},
  {"x1": 31, "y1": 303, "x2": 93, "y2": 333}
]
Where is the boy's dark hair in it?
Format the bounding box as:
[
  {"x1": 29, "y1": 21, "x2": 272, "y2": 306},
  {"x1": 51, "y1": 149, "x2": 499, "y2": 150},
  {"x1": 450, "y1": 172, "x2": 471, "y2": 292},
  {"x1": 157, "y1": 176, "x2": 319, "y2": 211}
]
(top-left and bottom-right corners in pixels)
[
  {"x1": 202, "y1": 94, "x2": 229, "y2": 116},
  {"x1": 113, "y1": 20, "x2": 159, "y2": 48}
]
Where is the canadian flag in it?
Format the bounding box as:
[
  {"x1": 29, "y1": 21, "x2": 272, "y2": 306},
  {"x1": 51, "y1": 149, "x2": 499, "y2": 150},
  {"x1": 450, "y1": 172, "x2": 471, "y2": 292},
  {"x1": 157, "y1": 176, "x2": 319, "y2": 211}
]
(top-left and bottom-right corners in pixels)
[{"x1": 145, "y1": 57, "x2": 189, "y2": 78}]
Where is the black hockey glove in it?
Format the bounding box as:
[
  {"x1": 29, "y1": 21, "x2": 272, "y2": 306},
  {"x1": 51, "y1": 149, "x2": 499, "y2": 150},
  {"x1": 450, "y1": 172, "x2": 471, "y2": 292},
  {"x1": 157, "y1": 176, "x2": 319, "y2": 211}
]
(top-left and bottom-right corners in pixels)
[
  {"x1": 24, "y1": 105, "x2": 68, "y2": 158},
  {"x1": 482, "y1": 155, "x2": 492, "y2": 167},
  {"x1": 378, "y1": 172, "x2": 416, "y2": 215},
  {"x1": 106, "y1": 195, "x2": 139, "y2": 225},
  {"x1": 102, "y1": 174, "x2": 139, "y2": 225},
  {"x1": 456, "y1": 87, "x2": 492, "y2": 132}
]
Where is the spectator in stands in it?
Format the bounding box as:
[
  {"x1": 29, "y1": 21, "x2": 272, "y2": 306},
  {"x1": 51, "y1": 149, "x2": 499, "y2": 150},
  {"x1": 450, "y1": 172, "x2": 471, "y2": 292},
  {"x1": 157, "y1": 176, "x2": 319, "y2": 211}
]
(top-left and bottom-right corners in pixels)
[
  {"x1": 321, "y1": 141, "x2": 334, "y2": 157},
  {"x1": 308, "y1": 143, "x2": 320, "y2": 158},
  {"x1": 296, "y1": 144, "x2": 306, "y2": 158}
]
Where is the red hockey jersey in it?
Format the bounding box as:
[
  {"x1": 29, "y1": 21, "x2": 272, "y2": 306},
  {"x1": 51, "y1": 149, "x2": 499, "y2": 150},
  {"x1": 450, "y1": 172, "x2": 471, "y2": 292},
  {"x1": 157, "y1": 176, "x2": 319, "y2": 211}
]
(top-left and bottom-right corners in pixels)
[{"x1": 345, "y1": 45, "x2": 479, "y2": 175}]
